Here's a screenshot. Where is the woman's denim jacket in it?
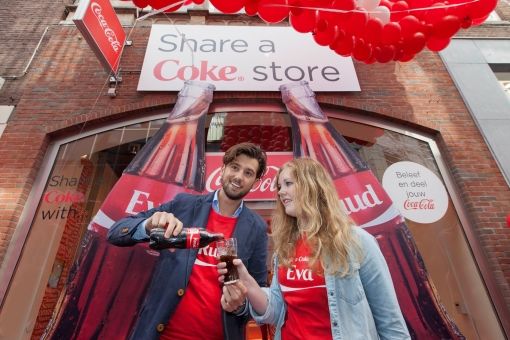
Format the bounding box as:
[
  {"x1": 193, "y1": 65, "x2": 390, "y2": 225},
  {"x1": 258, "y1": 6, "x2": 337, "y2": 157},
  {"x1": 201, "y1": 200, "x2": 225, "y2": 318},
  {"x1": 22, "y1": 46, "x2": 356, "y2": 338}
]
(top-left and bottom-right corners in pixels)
[{"x1": 250, "y1": 227, "x2": 411, "y2": 340}]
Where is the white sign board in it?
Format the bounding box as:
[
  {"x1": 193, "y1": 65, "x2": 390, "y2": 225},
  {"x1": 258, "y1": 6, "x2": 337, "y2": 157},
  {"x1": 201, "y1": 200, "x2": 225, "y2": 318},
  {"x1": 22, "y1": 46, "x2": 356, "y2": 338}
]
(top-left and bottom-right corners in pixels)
[
  {"x1": 138, "y1": 25, "x2": 360, "y2": 92},
  {"x1": 382, "y1": 161, "x2": 449, "y2": 224}
]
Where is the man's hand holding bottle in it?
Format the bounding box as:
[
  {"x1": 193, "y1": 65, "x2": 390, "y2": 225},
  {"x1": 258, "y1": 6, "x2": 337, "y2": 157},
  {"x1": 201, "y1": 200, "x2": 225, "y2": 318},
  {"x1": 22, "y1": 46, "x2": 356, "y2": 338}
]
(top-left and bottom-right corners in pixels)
[{"x1": 145, "y1": 212, "x2": 184, "y2": 238}]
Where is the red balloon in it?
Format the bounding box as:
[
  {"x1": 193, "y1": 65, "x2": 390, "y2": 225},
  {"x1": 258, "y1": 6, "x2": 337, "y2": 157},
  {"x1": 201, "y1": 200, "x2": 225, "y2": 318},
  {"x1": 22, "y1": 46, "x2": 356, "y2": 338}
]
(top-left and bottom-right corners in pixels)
[
  {"x1": 433, "y1": 15, "x2": 461, "y2": 38},
  {"x1": 382, "y1": 22, "x2": 402, "y2": 45},
  {"x1": 314, "y1": 20, "x2": 338, "y2": 46},
  {"x1": 365, "y1": 56, "x2": 377, "y2": 64},
  {"x1": 506, "y1": 213, "x2": 510, "y2": 228},
  {"x1": 404, "y1": 31, "x2": 426, "y2": 53},
  {"x1": 407, "y1": 0, "x2": 433, "y2": 8},
  {"x1": 394, "y1": 47, "x2": 404, "y2": 60},
  {"x1": 380, "y1": 0, "x2": 393, "y2": 9},
  {"x1": 346, "y1": 8, "x2": 368, "y2": 36},
  {"x1": 390, "y1": 1, "x2": 409, "y2": 22},
  {"x1": 289, "y1": 9, "x2": 317, "y2": 33},
  {"x1": 472, "y1": 12, "x2": 491, "y2": 26},
  {"x1": 133, "y1": 0, "x2": 149, "y2": 8},
  {"x1": 327, "y1": 0, "x2": 356, "y2": 23},
  {"x1": 460, "y1": 16, "x2": 473, "y2": 28},
  {"x1": 425, "y1": 2, "x2": 447, "y2": 24},
  {"x1": 374, "y1": 45, "x2": 395, "y2": 63},
  {"x1": 334, "y1": 34, "x2": 355, "y2": 56},
  {"x1": 469, "y1": 0, "x2": 497, "y2": 20},
  {"x1": 330, "y1": 28, "x2": 346, "y2": 49},
  {"x1": 399, "y1": 15, "x2": 422, "y2": 39},
  {"x1": 398, "y1": 52, "x2": 415, "y2": 62},
  {"x1": 365, "y1": 18, "x2": 384, "y2": 44},
  {"x1": 421, "y1": 22, "x2": 434, "y2": 37},
  {"x1": 426, "y1": 36, "x2": 451, "y2": 51},
  {"x1": 352, "y1": 38, "x2": 372, "y2": 61},
  {"x1": 210, "y1": 0, "x2": 245, "y2": 13},
  {"x1": 244, "y1": 0, "x2": 259, "y2": 16},
  {"x1": 258, "y1": 0, "x2": 290, "y2": 23}
]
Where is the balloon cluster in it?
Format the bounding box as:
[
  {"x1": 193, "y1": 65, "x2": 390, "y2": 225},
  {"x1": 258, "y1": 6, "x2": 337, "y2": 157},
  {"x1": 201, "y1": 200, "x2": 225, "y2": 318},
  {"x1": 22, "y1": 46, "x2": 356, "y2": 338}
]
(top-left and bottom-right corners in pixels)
[{"x1": 126, "y1": 0, "x2": 497, "y2": 63}]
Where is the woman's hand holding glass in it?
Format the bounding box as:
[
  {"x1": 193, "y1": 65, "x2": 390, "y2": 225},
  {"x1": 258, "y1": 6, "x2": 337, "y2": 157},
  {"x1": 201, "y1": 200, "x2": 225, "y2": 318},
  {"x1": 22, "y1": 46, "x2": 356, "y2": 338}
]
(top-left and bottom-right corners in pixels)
[{"x1": 217, "y1": 258, "x2": 269, "y2": 315}]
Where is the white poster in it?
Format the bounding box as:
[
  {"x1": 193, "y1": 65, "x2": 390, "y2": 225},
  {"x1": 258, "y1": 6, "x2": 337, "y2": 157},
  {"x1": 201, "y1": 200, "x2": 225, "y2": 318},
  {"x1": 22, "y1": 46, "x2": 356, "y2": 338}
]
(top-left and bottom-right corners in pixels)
[
  {"x1": 138, "y1": 25, "x2": 360, "y2": 92},
  {"x1": 382, "y1": 161, "x2": 449, "y2": 224}
]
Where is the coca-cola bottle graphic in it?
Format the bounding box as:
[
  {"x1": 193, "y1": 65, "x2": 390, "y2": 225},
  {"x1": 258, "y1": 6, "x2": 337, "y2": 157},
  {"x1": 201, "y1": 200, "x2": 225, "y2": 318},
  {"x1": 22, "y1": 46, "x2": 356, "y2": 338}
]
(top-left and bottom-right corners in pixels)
[
  {"x1": 149, "y1": 227, "x2": 224, "y2": 250},
  {"x1": 49, "y1": 81, "x2": 215, "y2": 340},
  {"x1": 280, "y1": 81, "x2": 464, "y2": 339}
]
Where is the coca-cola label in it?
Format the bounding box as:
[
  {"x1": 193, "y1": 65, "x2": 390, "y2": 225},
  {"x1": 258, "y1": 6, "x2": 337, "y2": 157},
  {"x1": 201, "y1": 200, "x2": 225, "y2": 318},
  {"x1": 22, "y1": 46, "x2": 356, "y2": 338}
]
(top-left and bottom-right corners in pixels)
[
  {"x1": 382, "y1": 161, "x2": 449, "y2": 224},
  {"x1": 205, "y1": 152, "x2": 293, "y2": 201},
  {"x1": 186, "y1": 228, "x2": 201, "y2": 248}
]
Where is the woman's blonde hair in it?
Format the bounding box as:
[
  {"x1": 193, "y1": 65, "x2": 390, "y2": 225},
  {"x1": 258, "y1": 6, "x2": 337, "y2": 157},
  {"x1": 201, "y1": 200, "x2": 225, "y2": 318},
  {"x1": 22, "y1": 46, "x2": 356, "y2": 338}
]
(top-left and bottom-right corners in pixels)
[{"x1": 271, "y1": 158, "x2": 362, "y2": 276}]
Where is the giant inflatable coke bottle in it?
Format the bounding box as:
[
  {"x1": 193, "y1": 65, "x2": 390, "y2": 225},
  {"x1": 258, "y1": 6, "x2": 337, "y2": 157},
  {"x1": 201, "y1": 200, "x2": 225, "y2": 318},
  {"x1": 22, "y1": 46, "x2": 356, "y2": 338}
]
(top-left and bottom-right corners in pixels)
[
  {"x1": 280, "y1": 81, "x2": 464, "y2": 339},
  {"x1": 50, "y1": 81, "x2": 215, "y2": 339}
]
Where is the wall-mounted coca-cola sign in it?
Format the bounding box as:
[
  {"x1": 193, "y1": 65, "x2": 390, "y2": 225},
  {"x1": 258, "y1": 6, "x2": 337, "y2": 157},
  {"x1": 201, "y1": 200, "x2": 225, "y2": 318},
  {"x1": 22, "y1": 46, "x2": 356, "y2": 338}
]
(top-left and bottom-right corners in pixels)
[
  {"x1": 73, "y1": 0, "x2": 126, "y2": 74},
  {"x1": 138, "y1": 25, "x2": 360, "y2": 92},
  {"x1": 205, "y1": 152, "x2": 293, "y2": 200}
]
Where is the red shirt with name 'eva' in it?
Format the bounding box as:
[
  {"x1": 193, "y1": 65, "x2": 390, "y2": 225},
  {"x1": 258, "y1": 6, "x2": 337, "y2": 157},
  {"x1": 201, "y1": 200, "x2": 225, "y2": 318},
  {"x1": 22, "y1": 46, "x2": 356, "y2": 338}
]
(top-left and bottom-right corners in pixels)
[
  {"x1": 279, "y1": 237, "x2": 333, "y2": 340},
  {"x1": 161, "y1": 209, "x2": 236, "y2": 340}
]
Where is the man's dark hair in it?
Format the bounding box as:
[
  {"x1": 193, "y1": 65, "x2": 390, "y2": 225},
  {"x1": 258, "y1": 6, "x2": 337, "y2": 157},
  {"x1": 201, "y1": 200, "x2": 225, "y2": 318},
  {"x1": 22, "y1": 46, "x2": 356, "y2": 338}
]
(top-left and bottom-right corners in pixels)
[{"x1": 223, "y1": 142, "x2": 267, "y2": 179}]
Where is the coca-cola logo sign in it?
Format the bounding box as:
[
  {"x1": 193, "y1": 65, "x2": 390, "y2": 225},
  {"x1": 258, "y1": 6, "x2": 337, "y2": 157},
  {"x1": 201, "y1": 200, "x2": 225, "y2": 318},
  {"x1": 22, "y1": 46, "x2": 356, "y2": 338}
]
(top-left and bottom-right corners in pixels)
[
  {"x1": 205, "y1": 152, "x2": 292, "y2": 200},
  {"x1": 73, "y1": 0, "x2": 126, "y2": 73},
  {"x1": 90, "y1": 2, "x2": 122, "y2": 53},
  {"x1": 382, "y1": 161, "x2": 449, "y2": 224}
]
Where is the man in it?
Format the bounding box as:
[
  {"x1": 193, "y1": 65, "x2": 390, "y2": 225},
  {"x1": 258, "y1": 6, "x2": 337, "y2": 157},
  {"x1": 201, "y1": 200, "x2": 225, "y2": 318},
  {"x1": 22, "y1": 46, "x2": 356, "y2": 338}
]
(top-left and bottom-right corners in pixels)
[{"x1": 107, "y1": 142, "x2": 268, "y2": 340}]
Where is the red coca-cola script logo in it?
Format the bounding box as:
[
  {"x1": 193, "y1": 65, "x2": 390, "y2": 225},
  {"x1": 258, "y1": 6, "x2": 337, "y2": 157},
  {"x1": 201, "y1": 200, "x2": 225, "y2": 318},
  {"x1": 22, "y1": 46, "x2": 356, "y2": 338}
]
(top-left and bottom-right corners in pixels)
[
  {"x1": 205, "y1": 152, "x2": 292, "y2": 201},
  {"x1": 91, "y1": 2, "x2": 122, "y2": 53},
  {"x1": 403, "y1": 199, "x2": 436, "y2": 210},
  {"x1": 186, "y1": 228, "x2": 201, "y2": 248}
]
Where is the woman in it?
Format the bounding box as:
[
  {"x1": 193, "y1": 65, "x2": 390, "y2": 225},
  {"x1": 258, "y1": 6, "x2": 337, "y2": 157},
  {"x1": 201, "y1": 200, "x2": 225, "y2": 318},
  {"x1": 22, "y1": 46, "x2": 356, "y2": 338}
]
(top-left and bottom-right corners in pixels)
[{"x1": 218, "y1": 158, "x2": 410, "y2": 340}]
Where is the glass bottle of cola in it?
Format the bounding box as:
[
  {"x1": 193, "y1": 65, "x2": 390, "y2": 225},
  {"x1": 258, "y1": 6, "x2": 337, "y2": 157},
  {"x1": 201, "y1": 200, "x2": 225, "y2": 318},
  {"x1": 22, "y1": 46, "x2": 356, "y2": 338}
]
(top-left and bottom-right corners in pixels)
[
  {"x1": 280, "y1": 81, "x2": 464, "y2": 339},
  {"x1": 50, "y1": 81, "x2": 215, "y2": 340},
  {"x1": 149, "y1": 228, "x2": 224, "y2": 250}
]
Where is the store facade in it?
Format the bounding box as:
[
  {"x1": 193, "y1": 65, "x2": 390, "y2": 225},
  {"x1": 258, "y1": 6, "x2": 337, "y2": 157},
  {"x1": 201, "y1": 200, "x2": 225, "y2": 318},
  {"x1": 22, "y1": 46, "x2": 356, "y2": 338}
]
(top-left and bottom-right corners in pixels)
[{"x1": 0, "y1": 2, "x2": 509, "y2": 339}]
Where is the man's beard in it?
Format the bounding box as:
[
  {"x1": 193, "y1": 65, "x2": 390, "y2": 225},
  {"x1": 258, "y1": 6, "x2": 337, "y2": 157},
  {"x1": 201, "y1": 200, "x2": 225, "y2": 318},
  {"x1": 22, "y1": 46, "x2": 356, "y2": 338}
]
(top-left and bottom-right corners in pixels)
[{"x1": 221, "y1": 177, "x2": 251, "y2": 200}]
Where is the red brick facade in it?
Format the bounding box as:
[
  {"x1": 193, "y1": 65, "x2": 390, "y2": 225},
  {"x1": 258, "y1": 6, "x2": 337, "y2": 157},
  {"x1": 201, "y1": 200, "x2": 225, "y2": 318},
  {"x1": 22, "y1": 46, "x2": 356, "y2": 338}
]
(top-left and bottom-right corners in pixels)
[{"x1": 1, "y1": 1, "x2": 509, "y2": 338}]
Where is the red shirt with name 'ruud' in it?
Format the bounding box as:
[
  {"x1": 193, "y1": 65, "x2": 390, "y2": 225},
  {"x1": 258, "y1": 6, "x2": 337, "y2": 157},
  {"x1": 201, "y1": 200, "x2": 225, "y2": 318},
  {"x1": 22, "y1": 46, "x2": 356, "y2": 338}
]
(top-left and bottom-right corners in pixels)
[{"x1": 161, "y1": 209, "x2": 236, "y2": 340}]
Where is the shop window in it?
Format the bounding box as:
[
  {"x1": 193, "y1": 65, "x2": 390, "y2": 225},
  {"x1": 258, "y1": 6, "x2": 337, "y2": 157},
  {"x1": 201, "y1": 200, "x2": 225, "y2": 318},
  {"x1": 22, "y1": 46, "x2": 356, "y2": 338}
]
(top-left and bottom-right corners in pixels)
[
  {"x1": 4, "y1": 107, "x2": 504, "y2": 340},
  {"x1": 491, "y1": 65, "x2": 510, "y2": 102}
]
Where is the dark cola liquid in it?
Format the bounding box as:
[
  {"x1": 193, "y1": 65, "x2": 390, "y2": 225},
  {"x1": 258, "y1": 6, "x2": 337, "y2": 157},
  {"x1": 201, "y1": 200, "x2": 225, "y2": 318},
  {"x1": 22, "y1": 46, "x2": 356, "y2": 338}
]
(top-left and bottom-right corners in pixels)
[{"x1": 220, "y1": 255, "x2": 239, "y2": 284}]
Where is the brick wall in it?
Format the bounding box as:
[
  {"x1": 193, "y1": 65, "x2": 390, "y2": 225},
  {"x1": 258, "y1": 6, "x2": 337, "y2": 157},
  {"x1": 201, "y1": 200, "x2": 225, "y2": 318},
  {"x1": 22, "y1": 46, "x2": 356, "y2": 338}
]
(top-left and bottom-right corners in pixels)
[{"x1": 0, "y1": 0, "x2": 509, "y2": 337}]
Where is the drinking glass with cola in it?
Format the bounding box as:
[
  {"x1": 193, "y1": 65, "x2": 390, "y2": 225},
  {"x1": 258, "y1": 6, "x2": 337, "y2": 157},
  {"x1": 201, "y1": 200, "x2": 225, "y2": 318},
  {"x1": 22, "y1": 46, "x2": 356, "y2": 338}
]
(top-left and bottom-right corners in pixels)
[{"x1": 217, "y1": 238, "x2": 239, "y2": 285}]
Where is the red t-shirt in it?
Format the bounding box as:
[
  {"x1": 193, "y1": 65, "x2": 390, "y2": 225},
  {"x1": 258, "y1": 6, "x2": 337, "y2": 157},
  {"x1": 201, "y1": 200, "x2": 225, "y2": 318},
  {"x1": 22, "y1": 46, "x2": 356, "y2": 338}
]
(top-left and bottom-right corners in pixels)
[
  {"x1": 161, "y1": 209, "x2": 236, "y2": 340},
  {"x1": 279, "y1": 237, "x2": 333, "y2": 340}
]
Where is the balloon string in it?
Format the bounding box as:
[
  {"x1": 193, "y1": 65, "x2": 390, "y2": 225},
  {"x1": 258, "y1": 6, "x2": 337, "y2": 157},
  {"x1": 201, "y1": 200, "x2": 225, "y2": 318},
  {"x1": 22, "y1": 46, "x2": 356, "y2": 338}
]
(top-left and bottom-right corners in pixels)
[
  {"x1": 136, "y1": 0, "x2": 187, "y2": 21},
  {"x1": 261, "y1": 0, "x2": 480, "y2": 14}
]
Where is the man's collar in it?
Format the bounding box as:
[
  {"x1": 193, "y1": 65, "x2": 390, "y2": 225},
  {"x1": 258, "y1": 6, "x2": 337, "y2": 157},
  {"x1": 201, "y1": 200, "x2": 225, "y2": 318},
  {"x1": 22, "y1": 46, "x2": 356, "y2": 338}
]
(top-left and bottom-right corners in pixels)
[{"x1": 212, "y1": 190, "x2": 244, "y2": 217}]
